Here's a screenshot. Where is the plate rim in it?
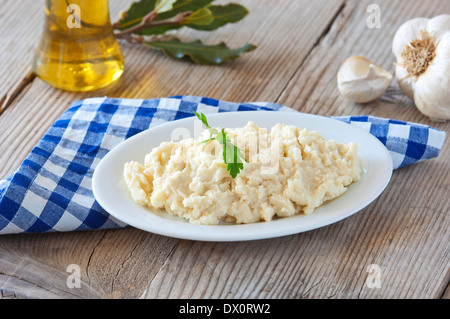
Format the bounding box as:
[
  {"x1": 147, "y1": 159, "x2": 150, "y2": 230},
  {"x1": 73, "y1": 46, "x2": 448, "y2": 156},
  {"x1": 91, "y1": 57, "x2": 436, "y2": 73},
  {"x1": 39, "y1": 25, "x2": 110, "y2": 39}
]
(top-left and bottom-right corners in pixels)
[{"x1": 92, "y1": 111, "x2": 393, "y2": 242}]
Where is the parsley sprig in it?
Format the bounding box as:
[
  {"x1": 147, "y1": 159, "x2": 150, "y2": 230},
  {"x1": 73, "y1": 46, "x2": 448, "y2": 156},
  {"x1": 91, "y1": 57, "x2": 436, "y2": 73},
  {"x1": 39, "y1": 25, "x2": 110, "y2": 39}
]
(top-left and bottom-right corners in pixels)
[{"x1": 194, "y1": 112, "x2": 246, "y2": 178}]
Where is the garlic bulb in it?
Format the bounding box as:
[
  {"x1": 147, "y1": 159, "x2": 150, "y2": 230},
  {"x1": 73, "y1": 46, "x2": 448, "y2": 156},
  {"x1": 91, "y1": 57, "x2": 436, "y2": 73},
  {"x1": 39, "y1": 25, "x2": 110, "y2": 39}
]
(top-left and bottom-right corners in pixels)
[
  {"x1": 337, "y1": 56, "x2": 393, "y2": 103},
  {"x1": 392, "y1": 15, "x2": 450, "y2": 121}
]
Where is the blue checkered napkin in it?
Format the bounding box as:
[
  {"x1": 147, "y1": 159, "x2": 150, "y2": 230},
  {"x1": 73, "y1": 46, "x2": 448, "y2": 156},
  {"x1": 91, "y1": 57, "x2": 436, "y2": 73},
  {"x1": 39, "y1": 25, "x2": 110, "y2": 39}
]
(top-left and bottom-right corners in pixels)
[
  {"x1": 0, "y1": 96, "x2": 446, "y2": 235},
  {"x1": 334, "y1": 115, "x2": 446, "y2": 169},
  {"x1": 0, "y1": 96, "x2": 288, "y2": 235}
]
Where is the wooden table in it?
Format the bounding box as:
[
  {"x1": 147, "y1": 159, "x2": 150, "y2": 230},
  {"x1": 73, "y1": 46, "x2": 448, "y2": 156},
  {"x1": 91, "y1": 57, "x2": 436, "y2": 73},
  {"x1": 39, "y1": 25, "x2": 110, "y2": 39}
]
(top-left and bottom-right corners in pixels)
[{"x1": 0, "y1": 0, "x2": 449, "y2": 299}]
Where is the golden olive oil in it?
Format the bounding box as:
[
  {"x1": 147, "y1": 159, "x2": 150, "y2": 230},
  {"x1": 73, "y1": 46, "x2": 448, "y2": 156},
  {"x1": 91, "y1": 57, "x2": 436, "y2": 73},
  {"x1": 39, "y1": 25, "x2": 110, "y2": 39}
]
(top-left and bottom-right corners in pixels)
[{"x1": 33, "y1": 0, "x2": 124, "y2": 91}]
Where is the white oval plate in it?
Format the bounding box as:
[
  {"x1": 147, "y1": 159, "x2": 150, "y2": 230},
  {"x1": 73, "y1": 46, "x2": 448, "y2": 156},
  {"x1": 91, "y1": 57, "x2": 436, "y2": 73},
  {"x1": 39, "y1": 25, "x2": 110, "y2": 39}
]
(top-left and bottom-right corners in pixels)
[{"x1": 92, "y1": 111, "x2": 392, "y2": 242}]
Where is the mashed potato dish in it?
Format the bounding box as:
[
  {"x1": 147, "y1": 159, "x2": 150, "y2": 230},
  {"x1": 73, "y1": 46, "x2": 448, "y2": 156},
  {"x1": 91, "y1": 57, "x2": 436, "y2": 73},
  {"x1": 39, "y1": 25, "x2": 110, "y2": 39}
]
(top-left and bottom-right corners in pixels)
[{"x1": 123, "y1": 121, "x2": 361, "y2": 225}]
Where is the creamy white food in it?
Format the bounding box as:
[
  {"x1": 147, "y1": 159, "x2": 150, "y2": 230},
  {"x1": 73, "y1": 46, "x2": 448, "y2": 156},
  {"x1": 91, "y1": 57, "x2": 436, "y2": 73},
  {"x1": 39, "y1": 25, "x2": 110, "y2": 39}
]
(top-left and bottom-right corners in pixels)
[{"x1": 123, "y1": 121, "x2": 361, "y2": 225}]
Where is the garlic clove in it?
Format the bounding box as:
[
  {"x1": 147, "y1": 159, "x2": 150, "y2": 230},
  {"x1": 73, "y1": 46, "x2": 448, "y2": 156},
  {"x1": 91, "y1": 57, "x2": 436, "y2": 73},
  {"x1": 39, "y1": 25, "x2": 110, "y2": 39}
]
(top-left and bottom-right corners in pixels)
[{"x1": 337, "y1": 56, "x2": 393, "y2": 103}]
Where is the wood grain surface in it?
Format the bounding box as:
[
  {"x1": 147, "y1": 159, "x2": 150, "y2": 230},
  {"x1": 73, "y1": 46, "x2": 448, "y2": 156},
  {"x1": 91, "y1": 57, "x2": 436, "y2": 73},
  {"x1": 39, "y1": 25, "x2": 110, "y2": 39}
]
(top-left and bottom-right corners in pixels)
[{"x1": 0, "y1": 0, "x2": 449, "y2": 299}]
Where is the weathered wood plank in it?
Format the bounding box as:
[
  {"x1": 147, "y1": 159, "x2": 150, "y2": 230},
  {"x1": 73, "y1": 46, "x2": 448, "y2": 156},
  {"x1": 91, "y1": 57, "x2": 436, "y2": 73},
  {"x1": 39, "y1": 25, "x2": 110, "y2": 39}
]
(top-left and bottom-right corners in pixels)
[
  {"x1": 0, "y1": 0, "x2": 448, "y2": 299},
  {"x1": 0, "y1": 228, "x2": 180, "y2": 298},
  {"x1": 143, "y1": 0, "x2": 450, "y2": 299},
  {"x1": 0, "y1": 236, "x2": 102, "y2": 298},
  {"x1": 0, "y1": 0, "x2": 347, "y2": 299},
  {"x1": 0, "y1": 0, "x2": 41, "y2": 114},
  {"x1": 143, "y1": 154, "x2": 449, "y2": 299},
  {"x1": 275, "y1": 0, "x2": 450, "y2": 298}
]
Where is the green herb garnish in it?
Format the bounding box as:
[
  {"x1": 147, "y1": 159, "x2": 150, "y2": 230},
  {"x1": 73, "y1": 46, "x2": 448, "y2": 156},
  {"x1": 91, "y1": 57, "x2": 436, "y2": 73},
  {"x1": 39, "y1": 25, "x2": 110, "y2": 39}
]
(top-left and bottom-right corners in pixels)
[{"x1": 194, "y1": 112, "x2": 246, "y2": 178}]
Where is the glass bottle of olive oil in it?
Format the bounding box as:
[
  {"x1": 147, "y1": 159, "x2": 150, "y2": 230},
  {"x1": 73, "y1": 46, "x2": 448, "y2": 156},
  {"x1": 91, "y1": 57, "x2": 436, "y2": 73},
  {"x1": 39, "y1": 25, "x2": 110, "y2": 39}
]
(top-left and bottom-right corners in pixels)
[{"x1": 32, "y1": 0, "x2": 124, "y2": 92}]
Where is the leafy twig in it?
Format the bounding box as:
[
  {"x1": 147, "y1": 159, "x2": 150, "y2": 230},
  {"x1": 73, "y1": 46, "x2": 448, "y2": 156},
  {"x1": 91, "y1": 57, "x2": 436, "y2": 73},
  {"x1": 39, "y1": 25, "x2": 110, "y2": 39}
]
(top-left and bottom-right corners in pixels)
[
  {"x1": 112, "y1": 0, "x2": 256, "y2": 64},
  {"x1": 114, "y1": 12, "x2": 192, "y2": 41}
]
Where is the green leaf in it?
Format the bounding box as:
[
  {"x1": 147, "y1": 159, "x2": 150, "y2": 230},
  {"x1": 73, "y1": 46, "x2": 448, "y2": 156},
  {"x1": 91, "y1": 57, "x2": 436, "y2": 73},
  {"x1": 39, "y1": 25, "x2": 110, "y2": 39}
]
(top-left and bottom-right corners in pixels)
[
  {"x1": 223, "y1": 141, "x2": 234, "y2": 164},
  {"x1": 138, "y1": 24, "x2": 183, "y2": 36},
  {"x1": 227, "y1": 162, "x2": 244, "y2": 178},
  {"x1": 116, "y1": 0, "x2": 213, "y2": 31},
  {"x1": 198, "y1": 137, "x2": 215, "y2": 144},
  {"x1": 215, "y1": 129, "x2": 228, "y2": 145},
  {"x1": 186, "y1": 4, "x2": 249, "y2": 31},
  {"x1": 224, "y1": 140, "x2": 245, "y2": 178},
  {"x1": 158, "y1": 0, "x2": 214, "y2": 20},
  {"x1": 235, "y1": 145, "x2": 246, "y2": 162},
  {"x1": 223, "y1": 141, "x2": 245, "y2": 164},
  {"x1": 154, "y1": 0, "x2": 177, "y2": 13},
  {"x1": 116, "y1": 0, "x2": 157, "y2": 30},
  {"x1": 183, "y1": 8, "x2": 214, "y2": 26},
  {"x1": 145, "y1": 38, "x2": 257, "y2": 64},
  {"x1": 194, "y1": 112, "x2": 210, "y2": 128}
]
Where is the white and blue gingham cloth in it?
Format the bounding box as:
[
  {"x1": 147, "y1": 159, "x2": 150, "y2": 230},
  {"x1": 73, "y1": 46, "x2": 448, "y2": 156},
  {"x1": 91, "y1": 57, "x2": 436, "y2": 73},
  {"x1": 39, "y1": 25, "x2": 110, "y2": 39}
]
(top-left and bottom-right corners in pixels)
[{"x1": 0, "y1": 96, "x2": 446, "y2": 235}]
